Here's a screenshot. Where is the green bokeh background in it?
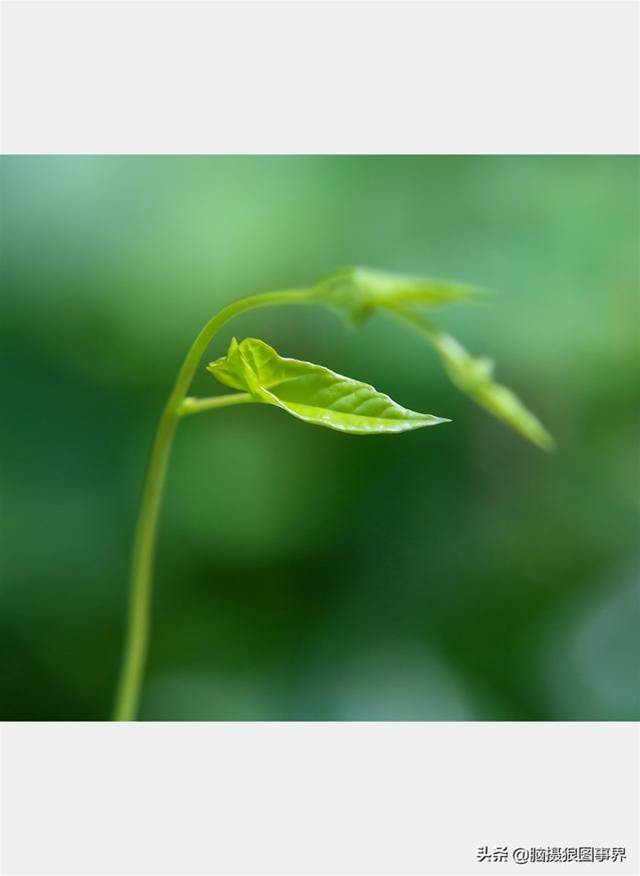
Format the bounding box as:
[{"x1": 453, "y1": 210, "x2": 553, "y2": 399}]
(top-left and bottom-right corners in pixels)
[{"x1": 1, "y1": 155, "x2": 638, "y2": 721}]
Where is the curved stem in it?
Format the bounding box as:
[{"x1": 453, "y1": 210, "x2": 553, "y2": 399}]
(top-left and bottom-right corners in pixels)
[
  {"x1": 112, "y1": 401, "x2": 178, "y2": 721},
  {"x1": 112, "y1": 287, "x2": 315, "y2": 721}
]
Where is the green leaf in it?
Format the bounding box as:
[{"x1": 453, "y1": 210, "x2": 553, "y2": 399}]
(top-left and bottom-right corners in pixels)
[
  {"x1": 314, "y1": 266, "x2": 484, "y2": 326},
  {"x1": 207, "y1": 337, "x2": 448, "y2": 435},
  {"x1": 412, "y1": 321, "x2": 554, "y2": 450}
]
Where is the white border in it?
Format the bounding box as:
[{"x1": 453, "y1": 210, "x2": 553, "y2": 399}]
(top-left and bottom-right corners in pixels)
[
  {"x1": 1, "y1": 722, "x2": 638, "y2": 875},
  {"x1": 1, "y1": 1, "x2": 638, "y2": 154}
]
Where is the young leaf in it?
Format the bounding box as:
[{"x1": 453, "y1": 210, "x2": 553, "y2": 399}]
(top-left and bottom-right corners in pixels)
[
  {"x1": 314, "y1": 266, "x2": 484, "y2": 326},
  {"x1": 207, "y1": 337, "x2": 448, "y2": 435},
  {"x1": 399, "y1": 316, "x2": 555, "y2": 450}
]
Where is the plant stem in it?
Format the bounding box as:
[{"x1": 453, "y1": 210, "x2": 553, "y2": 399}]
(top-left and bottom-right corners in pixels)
[
  {"x1": 112, "y1": 287, "x2": 315, "y2": 721},
  {"x1": 112, "y1": 401, "x2": 178, "y2": 722},
  {"x1": 180, "y1": 392, "x2": 254, "y2": 417}
]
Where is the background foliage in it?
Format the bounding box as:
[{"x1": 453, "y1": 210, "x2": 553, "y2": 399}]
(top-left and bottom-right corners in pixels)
[{"x1": 1, "y1": 155, "x2": 638, "y2": 720}]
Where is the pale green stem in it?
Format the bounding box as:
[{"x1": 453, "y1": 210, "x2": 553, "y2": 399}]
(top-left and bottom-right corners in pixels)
[
  {"x1": 180, "y1": 393, "x2": 254, "y2": 416},
  {"x1": 112, "y1": 287, "x2": 315, "y2": 721},
  {"x1": 384, "y1": 305, "x2": 459, "y2": 359}
]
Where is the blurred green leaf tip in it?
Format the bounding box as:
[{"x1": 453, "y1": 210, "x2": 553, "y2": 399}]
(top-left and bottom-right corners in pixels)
[
  {"x1": 310, "y1": 266, "x2": 554, "y2": 451},
  {"x1": 208, "y1": 337, "x2": 448, "y2": 435},
  {"x1": 433, "y1": 332, "x2": 554, "y2": 451}
]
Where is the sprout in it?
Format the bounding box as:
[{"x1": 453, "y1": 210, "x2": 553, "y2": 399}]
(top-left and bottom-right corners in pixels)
[{"x1": 113, "y1": 267, "x2": 552, "y2": 721}]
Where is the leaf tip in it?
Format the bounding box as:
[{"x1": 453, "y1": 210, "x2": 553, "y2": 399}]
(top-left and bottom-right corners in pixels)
[{"x1": 533, "y1": 429, "x2": 556, "y2": 452}]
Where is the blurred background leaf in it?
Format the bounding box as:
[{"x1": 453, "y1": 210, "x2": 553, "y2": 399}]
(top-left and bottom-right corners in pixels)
[{"x1": 1, "y1": 155, "x2": 638, "y2": 720}]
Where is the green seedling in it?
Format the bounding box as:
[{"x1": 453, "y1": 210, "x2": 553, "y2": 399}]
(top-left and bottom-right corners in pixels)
[{"x1": 112, "y1": 266, "x2": 553, "y2": 721}]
